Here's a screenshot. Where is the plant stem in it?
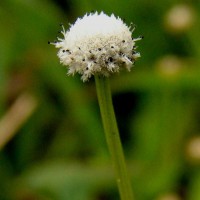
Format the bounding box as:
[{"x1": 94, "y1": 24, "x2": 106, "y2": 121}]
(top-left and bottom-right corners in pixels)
[{"x1": 95, "y1": 75, "x2": 134, "y2": 200}]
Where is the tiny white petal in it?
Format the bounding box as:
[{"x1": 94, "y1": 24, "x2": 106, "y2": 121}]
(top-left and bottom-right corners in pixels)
[{"x1": 52, "y1": 12, "x2": 141, "y2": 81}]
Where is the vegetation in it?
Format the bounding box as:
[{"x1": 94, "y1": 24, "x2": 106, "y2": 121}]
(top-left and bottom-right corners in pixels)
[{"x1": 0, "y1": 0, "x2": 200, "y2": 199}]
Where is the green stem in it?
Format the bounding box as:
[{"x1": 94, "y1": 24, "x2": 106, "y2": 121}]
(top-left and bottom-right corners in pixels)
[{"x1": 95, "y1": 75, "x2": 134, "y2": 200}]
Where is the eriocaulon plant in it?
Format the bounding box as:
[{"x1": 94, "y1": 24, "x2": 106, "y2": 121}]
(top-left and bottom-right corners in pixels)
[{"x1": 50, "y1": 11, "x2": 142, "y2": 200}]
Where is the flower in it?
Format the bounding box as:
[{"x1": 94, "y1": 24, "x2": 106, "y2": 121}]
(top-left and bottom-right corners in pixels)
[
  {"x1": 165, "y1": 4, "x2": 195, "y2": 34},
  {"x1": 51, "y1": 12, "x2": 142, "y2": 82}
]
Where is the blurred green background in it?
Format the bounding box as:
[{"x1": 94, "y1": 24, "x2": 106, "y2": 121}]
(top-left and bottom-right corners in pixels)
[{"x1": 0, "y1": 0, "x2": 200, "y2": 199}]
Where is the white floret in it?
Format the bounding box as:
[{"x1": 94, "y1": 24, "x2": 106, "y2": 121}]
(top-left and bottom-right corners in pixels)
[{"x1": 52, "y1": 12, "x2": 141, "y2": 81}]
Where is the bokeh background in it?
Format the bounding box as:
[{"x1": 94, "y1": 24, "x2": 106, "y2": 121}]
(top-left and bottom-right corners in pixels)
[{"x1": 0, "y1": 0, "x2": 200, "y2": 199}]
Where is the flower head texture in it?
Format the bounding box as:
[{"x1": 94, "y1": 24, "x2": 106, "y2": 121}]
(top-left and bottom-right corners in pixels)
[{"x1": 52, "y1": 12, "x2": 141, "y2": 81}]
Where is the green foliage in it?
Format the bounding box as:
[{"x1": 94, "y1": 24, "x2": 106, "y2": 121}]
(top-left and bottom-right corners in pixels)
[{"x1": 0, "y1": 0, "x2": 200, "y2": 199}]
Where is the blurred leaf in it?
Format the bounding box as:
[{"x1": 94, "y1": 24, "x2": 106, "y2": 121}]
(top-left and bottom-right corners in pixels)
[{"x1": 12, "y1": 161, "x2": 114, "y2": 200}]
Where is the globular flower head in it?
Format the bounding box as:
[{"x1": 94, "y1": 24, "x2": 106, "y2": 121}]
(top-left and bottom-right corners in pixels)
[{"x1": 51, "y1": 12, "x2": 142, "y2": 82}]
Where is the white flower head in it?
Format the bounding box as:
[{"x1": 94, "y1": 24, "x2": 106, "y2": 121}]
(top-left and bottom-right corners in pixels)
[{"x1": 51, "y1": 12, "x2": 142, "y2": 82}]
